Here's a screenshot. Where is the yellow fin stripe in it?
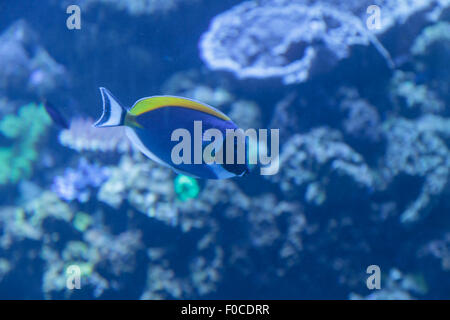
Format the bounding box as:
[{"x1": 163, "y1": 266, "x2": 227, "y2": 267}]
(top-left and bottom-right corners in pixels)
[{"x1": 129, "y1": 96, "x2": 230, "y2": 121}]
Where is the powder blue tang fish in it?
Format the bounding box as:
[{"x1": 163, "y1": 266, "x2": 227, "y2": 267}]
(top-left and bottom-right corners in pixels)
[{"x1": 94, "y1": 88, "x2": 249, "y2": 179}]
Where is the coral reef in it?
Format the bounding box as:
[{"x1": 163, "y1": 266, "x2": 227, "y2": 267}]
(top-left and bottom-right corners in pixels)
[
  {"x1": 0, "y1": 20, "x2": 67, "y2": 96},
  {"x1": 41, "y1": 227, "x2": 142, "y2": 299},
  {"x1": 200, "y1": 0, "x2": 450, "y2": 83},
  {"x1": 380, "y1": 116, "x2": 450, "y2": 223},
  {"x1": 390, "y1": 71, "x2": 445, "y2": 115},
  {"x1": 420, "y1": 233, "x2": 450, "y2": 271},
  {"x1": 0, "y1": 189, "x2": 144, "y2": 299},
  {"x1": 98, "y1": 153, "x2": 177, "y2": 225},
  {"x1": 176, "y1": 178, "x2": 308, "y2": 274},
  {"x1": 0, "y1": 192, "x2": 72, "y2": 249},
  {"x1": 52, "y1": 158, "x2": 110, "y2": 202},
  {"x1": 268, "y1": 0, "x2": 449, "y2": 34},
  {"x1": 339, "y1": 88, "x2": 382, "y2": 142},
  {"x1": 200, "y1": 1, "x2": 393, "y2": 84},
  {"x1": 269, "y1": 127, "x2": 374, "y2": 205},
  {"x1": 59, "y1": 117, "x2": 131, "y2": 153},
  {"x1": 140, "y1": 244, "x2": 224, "y2": 299},
  {"x1": 0, "y1": 0, "x2": 449, "y2": 300}
]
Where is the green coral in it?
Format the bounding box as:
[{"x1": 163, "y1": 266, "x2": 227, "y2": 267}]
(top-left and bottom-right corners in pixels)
[
  {"x1": 174, "y1": 175, "x2": 200, "y2": 202},
  {"x1": 390, "y1": 71, "x2": 444, "y2": 114},
  {"x1": 62, "y1": 241, "x2": 94, "y2": 277},
  {"x1": 0, "y1": 258, "x2": 11, "y2": 281},
  {"x1": 26, "y1": 191, "x2": 73, "y2": 228},
  {"x1": 73, "y1": 212, "x2": 93, "y2": 233},
  {"x1": 412, "y1": 22, "x2": 450, "y2": 56},
  {"x1": 0, "y1": 103, "x2": 51, "y2": 185}
]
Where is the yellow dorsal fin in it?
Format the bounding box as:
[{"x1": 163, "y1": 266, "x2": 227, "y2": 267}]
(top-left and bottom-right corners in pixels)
[{"x1": 129, "y1": 96, "x2": 230, "y2": 121}]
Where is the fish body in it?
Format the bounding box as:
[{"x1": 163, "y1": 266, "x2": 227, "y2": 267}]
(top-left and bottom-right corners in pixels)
[{"x1": 94, "y1": 88, "x2": 249, "y2": 179}]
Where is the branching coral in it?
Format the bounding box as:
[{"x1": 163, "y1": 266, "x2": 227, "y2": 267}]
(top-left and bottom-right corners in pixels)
[
  {"x1": 380, "y1": 116, "x2": 450, "y2": 223},
  {"x1": 141, "y1": 244, "x2": 224, "y2": 299},
  {"x1": 420, "y1": 233, "x2": 450, "y2": 271},
  {"x1": 0, "y1": 192, "x2": 72, "y2": 250},
  {"x1": 339, "y1": 88, "x2": 382, "y2": 142},
  {"x1": 0, "y1": 187, "x2": 143, "y2": 298},
  {"x1": 410, "y1": 21, "x2": 450, "y2": 101},
  {"x1": 269, "y1": 127, "x2": 374, "y2": 205},
  {"x1": 390, "y1": 71, "x2": 445, "y2": 114},
  {"x1": 42, "y1": 228, "x2": 142, "y2": 298},
  {"x1": 83, "y1": 228, "x2": 142, "y2": 276},
  {"x1": 177, "y1": 179, "x2": 308, "y2": 275},
  {"x1": 269, "y1": 0, "x2": 449, "y2": 35},
  {"x1": 98, "y1": 153, "x2": 176, "y2": 225}
]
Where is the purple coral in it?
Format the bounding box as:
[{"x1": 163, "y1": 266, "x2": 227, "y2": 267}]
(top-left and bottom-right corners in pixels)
[
  {"x1": 59, "y1": 117, "x2": 130, "y2": 153},
  {"x1": 52, "y1": 158, "x2": 110, "y2": 202},
  {"x1": 0, "y1": 20, "x2": 67, "y2": 95}
]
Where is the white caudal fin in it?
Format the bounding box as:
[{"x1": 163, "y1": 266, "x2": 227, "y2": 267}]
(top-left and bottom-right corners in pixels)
[{"x1": 94, "y1": 87, "x2": 127, "y2": 127}]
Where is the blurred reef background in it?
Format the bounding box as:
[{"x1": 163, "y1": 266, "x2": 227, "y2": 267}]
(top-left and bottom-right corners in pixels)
[{"x1": 0, "y1": 0, "x2": 449, "y2": 299}]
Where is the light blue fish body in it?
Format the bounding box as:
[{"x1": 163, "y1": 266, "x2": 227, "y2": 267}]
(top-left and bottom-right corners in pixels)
[{"x1": 94, "y1": 88, "x2": 249, "y2": 179}]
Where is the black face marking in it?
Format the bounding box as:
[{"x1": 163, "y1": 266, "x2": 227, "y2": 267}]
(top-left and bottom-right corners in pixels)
[{"x1": 221, "y1": 138, "x2": 249, "y2": 176}]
